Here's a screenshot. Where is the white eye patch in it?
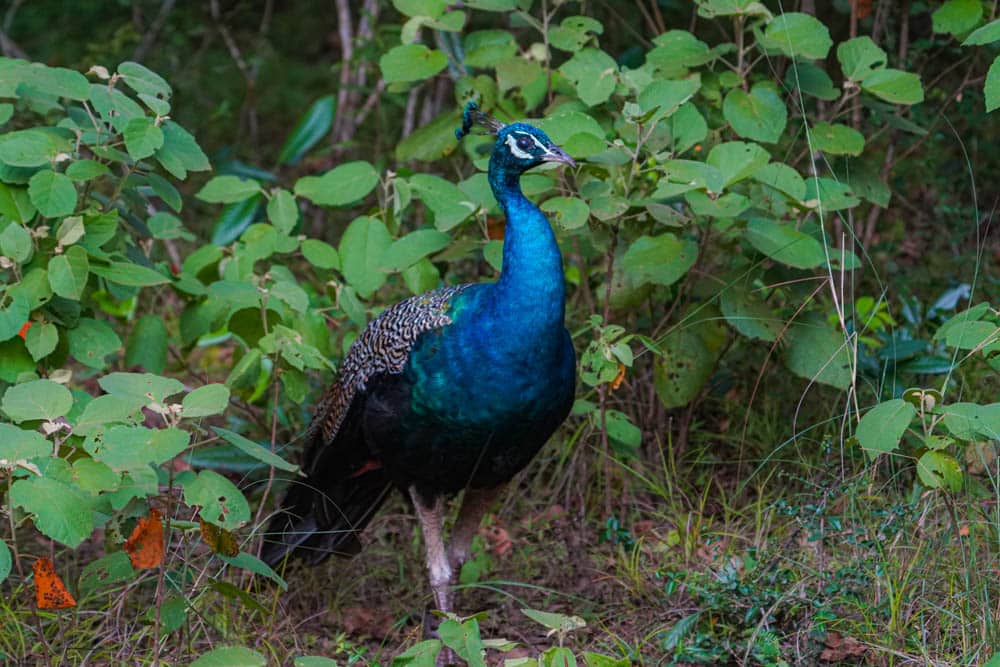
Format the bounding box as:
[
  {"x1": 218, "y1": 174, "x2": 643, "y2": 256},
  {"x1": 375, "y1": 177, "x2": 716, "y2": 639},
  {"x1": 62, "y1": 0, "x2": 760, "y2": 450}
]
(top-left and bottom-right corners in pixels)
[{"x1": 505, "y1": 132, "x2": 549, "y2": 160}]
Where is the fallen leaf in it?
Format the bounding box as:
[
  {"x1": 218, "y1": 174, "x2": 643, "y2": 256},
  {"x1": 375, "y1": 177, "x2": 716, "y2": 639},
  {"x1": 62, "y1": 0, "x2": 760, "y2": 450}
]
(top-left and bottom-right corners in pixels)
[
  {"x1": 124, "y1": 509, "x2": 164, "y2": 569},
  {"x1": 483, "y1": 524, "x2": 512, "y2": 557},
  {"x1": 199, "y1": 518, "x2": 239, "y2": 557},
  {"x1": 820, "y1": 632, "x2": 867, "y2": 661},
  {"x1": 340, "y1": 605, "x2": 394, "y2": 638},
  {"x1": 33, "y1": 557, "x2": 76, "y2": 609}
]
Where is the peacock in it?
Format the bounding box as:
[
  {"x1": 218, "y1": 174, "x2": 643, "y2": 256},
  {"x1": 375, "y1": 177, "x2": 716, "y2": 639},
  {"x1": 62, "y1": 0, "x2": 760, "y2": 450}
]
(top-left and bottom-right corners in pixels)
[{"x1": 261, "y1": 103, "x2": 577, "y2": 619}]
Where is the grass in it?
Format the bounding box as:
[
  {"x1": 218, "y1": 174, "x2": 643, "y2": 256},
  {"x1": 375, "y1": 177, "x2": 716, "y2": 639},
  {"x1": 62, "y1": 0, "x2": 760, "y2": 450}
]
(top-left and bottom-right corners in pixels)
[{"x1": 4, "y1": 373, "x2": 999, "y2": 666}]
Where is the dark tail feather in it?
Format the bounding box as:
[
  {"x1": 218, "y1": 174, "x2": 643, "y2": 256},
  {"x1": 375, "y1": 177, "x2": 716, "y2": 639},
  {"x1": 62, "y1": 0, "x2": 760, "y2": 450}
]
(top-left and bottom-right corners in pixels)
[{"x1": 260, "y1": 470, "x2": 393, "y2": 567}]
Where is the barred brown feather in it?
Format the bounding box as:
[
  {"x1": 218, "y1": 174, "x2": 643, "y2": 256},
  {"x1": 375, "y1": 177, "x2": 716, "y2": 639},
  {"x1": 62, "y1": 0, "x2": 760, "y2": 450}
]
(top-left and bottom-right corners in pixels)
[{"x1": 309, "y1": 284, "x2": 470, "y2": 453}]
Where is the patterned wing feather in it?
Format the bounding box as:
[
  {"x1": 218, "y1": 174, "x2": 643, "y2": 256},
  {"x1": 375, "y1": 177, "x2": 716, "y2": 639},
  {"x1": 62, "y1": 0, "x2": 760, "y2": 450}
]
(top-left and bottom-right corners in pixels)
[{"x1": 308, "y1": 284, "x2": 470, "y2": 455}]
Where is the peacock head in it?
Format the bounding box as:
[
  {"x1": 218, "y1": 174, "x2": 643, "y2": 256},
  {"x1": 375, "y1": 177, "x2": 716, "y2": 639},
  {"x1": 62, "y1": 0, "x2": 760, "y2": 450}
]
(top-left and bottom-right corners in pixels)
[{"x1": 456, "y1": 102, "x2": 575, "y2": 174}]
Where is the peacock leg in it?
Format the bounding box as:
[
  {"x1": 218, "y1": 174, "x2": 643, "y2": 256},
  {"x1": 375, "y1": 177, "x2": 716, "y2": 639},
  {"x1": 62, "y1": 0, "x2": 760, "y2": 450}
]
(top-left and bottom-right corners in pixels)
[
  {"x1": 448, "y1": 486, "x2": 501, "y2": 570},
  {"x1": 409, "y1": 486, "x2": 453, "y2": 614}
]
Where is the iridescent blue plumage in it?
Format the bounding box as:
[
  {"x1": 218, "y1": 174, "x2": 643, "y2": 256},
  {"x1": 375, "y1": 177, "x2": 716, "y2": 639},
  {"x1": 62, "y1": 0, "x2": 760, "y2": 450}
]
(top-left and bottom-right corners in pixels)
[{"x1": 263, "y1": 104, "x2": 576, "y2": 619}]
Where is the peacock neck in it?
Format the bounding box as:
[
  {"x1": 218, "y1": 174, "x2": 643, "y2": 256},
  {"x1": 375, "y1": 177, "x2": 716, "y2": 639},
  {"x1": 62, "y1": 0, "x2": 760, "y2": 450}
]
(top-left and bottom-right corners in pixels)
[{"x1": 487, "y1": 164, "x2": 566, "y2": 327}]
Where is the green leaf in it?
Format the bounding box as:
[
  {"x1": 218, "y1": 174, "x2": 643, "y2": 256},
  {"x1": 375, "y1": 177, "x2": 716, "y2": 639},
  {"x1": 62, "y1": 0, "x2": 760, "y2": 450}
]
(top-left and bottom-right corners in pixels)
[
  {"x1": 720, "y1": 285, "x2": 782, "y2": 342},
  {"x1": 0, "y1": 102, "x2": 10, "y2": 125},
  {"x1": 0, "y1": 129, "x2": 68, "y2": 167},
  {"x1": 393, "y1": 0, "x2": 448, "y2": 18},
  {"x1": 2, "y1": 379, "x2": 72, "y2": 422},
  {"x1": 294, "y1": 658, "x2": 340, "y2": 667},
  {"x1": 654, "y1": 313, "x2": 725, "y2": 408},
  {"x1": 25, "y1": 321, "x2": 57, "y2": 361},
  {"x1": 294, "y1": 161, "x2": 378, "y2": 207},
  {"x1": 637, "y1": 79, "x2": 700, "y2": 125},
  {"x1": 559, "y1": 48, "x2": 618, "y2": 106},
  {"x1": 549, "y1": 15, "x2": 604, "y2": 52},
  {"x1": 916, "y1": 450, "x2": 963, "y2": 491},
  {"x1": 438, "y1": 618, "x2": 486, "y2": 667},
  {"x1": 785, "y1": 61, "x2": 838, "y2": 100},
  {"x1": 0, "y1": 422, "x2": 50, "y2": 459},
  {"x1": 339, "y1": 216, "x2": 392, "y2": 298},
  {"x1": 148, "y1": 172, "x2": 182, "y2": 212},
  {"x1": 783, "y1": 317, "x2": 852, "y2": 390},
  {"x1": 861, "y1": 69, "x2": 924, "y2": 105},
  {"x1": 79, "y1": 552, "x2": 135, "y2": 596},
  {"x1": 722, "y1": 84, "x2": 786, "y2": 143},
  {"x1": 267, "y1": 189, "x2": 299, "y2": 234},
  {"x1": 0, "y1": 221, "x2": 31, "y2": 262},
  {"x1": 522, "y1": 608, "x2": 587, "y2": 632},
  {"x1": 123, "y1": 117, "x2": 164, "y2": 160},
  {"x1": 804, "y1": 177, "x2": 861, "y2": 210},
  {"x1": 278, "y1": 95, "x2": 336, "y2": 165},
  {"x1": 84, "y1": 425, "x2": 189, "y2": 470},
  {"x1": 68, "y1": 318, "x2": 122, "y2": 369},
  {"x1": 118, "y1": 61, "x2": 171, "y2": 98},
  {"x1": 395, "y1": 109, "x2": 461, "y2": 162},
  {"x1": 464, "y1": 30, "x2": 517, "y2": 67},
  {"x1": 71, "y1": 458, "x2": 120, "y2": 494},
  {"x1": 938, "y1": 402, "x2": 1000, "y2": 440},
  {"x1": 621, "y1": 234, "x2": 697, "y2": 287},
  {"x1": 72, "y1": 394, "x2": 146, "y2": 436},
  {"x1": 179, "y1": 469, "x2": 251, "y2": 529},
  {"x1": 810, "y1": 122, "x2": 865, "y2": 156},
  {"x1": 761, "y1": 12, "x2": 832, "y2": 60},
  {"x1": 745, "y1": 218, "x2": 826, "y2": 269},
  {"x1": 0, "y1": 539, "x2": 10, "y2": 586},
  {"x1": 706, "y1": 141, "x2": 769, "y2": 187},
  {"x1": 218, "y1": 551, "x2": 288, "y2": 590},
  {"x1": 64, "y1": 160, "x2": 109, "y2": 182},
  {"x1": 0, "y1": 183, "x2": 36, "y2": 222},
  {"x1": 752, "y1": 162, "x2": 806, "y2": 201},
  {"x1": 837, "y1": 36, "x2": 887, "y2": 81},
  {"x1": 855, "y1": 399, "x2": 916, "y2": 460},
  {"x1": 182, "y1": 384, "x2": 230, "y2": 418},
  {"x1": 147, "y1": 212, "x2": 191, "y2": 240},
  {"x1": 2, "y1": 61, "x2": 89, "y2": 100},
  {"x1": 212, "y1": 427, "x2": 299, "y2": 473},
  {"x1": 464, "y1": 0, "x2": 518, "y2": 10},
  {"x1": 392, "y1": 639, "x2": 442, "y2": 667},
  {"x1": 301, "y1": 238, "x2": 340, "y2": 270},
  {"x1": 156, "y1": 120, "x2": 211, "y2": 179},
  {"x1": 10, "y1": 476, "x2": 92, "y2": 547},
  {"x1": 90, "y1": 261, "x2": 170, "y2": 287},
  {"x1": 0, "y1": 293, "x2": 29, "y2": 342},
  {"x1": 197, "y1": 175, "x2": 262, "y2": 204},
  {"x1": 124, "y1": 315, "x2": 168, "y2": 373},
  {"x1": 99, "y1": 372, "x2": 184, "y2": 403},
  {"x1": 48, "y1": 245, "x2": 90, "y2": 299},
  {"x1": 409, "y1": 174, "x2": 477, "y2": 231},
  {"x1": 211, "y1": 194, "x2": 263, "y2": 246},
  {"x1": 380, "y1": 44, "x2": 448, "y2": 83},
  {"x1": 380, "y1": 230, "x2": 451, "y2": 271},
  {"x1": 190, "y1": 646, "x2": 266, "y2": 667},
  {"x1": 963, "y1": 18, "x2": 1000, "y2": 45},
  {"x1": 932, "y1": 0, "x2": 982, "y2": 36},
  {"x1": 986, "y1": 56, "x2": 1000, "y2": 112},
  {"x1": 541, "y1": 196, "x2": 590, "y2": 230},
  {"x1": 28, "y1": 170, "x2": 77, "y2": 218}
]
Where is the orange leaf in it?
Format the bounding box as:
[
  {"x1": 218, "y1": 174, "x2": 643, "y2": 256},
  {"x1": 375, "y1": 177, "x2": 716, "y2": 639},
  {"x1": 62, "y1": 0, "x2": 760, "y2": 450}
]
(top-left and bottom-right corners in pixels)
[
  {"x1": 486, "y1": 217, "x2": 505, "y2": 240},
  {"x1": 853, "y1": 0, "x2": 873, "y2": 20},
  {"x1": 33, "y1": 557, "x2": 76, "y2": 610},
  {"x1": 199, "y1": 518, "x2": 239, "y2": 557},
  {"x1": 610, "y1": 363, "x2": 626, "y2": 391},
  {"x1": 124, "y1": 509, "x2": 164, "y2": 569},
  {"x1": 17, "y1": 321, "x2": 31, "y2": 340}
]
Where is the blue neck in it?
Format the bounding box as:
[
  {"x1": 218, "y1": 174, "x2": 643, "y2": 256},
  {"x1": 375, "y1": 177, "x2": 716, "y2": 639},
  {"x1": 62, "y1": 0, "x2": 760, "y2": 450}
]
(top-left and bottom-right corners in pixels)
[{"x1": 487, "y1": 160, "x2": 565, "y2": 325}]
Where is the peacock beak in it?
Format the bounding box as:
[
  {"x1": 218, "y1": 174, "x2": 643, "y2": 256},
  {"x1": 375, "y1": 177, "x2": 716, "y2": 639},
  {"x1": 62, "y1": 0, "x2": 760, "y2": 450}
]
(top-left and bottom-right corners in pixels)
[{"x1": 542, "y1": 146, "x2": 576, "y2": 168}]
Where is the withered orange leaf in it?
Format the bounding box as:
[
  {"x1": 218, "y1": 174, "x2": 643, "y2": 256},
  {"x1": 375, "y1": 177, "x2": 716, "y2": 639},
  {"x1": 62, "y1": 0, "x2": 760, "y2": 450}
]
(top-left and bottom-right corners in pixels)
[
  {"x1": 199, "y1": 518, "x2": 239, "y2": 557},
  {"x1": 33, "y1": 557, "x2": 76, "y2": 610},
  {"x1": 124, "y1": 509, "x2": 165, "y2": 569},
  {"x1": 610, "y1": 363, "x2": 626, "y2": 391}
]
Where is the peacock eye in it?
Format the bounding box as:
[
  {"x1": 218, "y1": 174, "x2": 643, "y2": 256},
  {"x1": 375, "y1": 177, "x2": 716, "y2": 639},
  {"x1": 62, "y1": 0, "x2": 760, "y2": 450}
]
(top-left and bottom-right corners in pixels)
[{"x1": 516, "y1": 135, "x2": 533, "y2": 150}]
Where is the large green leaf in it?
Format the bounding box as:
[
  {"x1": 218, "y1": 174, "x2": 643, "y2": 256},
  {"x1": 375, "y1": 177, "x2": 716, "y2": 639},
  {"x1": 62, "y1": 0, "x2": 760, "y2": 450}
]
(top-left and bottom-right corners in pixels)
[
  {"x1": 380, "y1": 44, "x2": 448, "y2": 83},
  {"x1": 810, "y1": 122, "x2": 865, "y2": 156},
  {"x1": 278, "y1": 95, "x2": 336, "y2": 165},
  {"x1": 837, "y1": 36, "x2": 887, "y2": 81},
  {"x1": 178, "y1": 469, "x2": 251, "y2": 529},
  {"x1": 722, "y1": 84, "x2": 786, "y2": 143},
  {"x1": 90, "y1": 261, "x2": 171, "y2": 287},
  {"x1": 197, "y1": 175, "x2": 262, "y2": 204},
  {"x1": 294, "y1": 161, "x2": 378, "y2": 207},
  {"x1": 861, "y1": 69, "x2": 924, "y2": 105},
  {"x1": 464, "y1": 30, "x2": 517, "y2": 67},
  {"x1": 380, "y1": 230, "x2": 451, "y2": 271},
  {"x1": 0, "y1": 129, "x2": 69, "y2": 167},
  {"x1": 938, "y1": 402, "x2": 1000, "y2": 440},
  {"x1": 916, "y1": 450, "x2": 963, "y2": 491},
  {"x1": 118, "y1": 61, "x2": 171, "y2": 98},
  {"x1": 182, "y1": 384, "x2": 231, "y2": 418},
  {"x1": 963, "y1": 18, "x2": 1000, "y2": 45},
  {"x1": 745, "y1": 218, "x2": 826, "y2": 269},
  {"x1": 28, "y1": 170, "x2": 77, "y2": 218},
  {"x1": 123, "y1": 117, "x2": 164, "y2": 160},
  {"x1": 99, "y1": 372, "x2": 184, "y2": 403},
  {"x1": 720, "y1": 284, "x2": 783, "y2": 342},
  {"x1": 932, "y1": 0, "x2": 982, "y2": 36},
  {"x1": 761, "y1": 12, "x2": 832, "y2": 60},
  {"x1": 409, "y1": 174, "x2": 477, "y2": 231},
  {"x1": 783, "y1": 317, "x2": 852, "y2": 390},
  {"x1": 48, "y1": 245, "x2": 89, "y2": 299},
  {"x1": 190, "y1": 646, "x2": 266, "y2": 667},
  {"x1": 855, "y1": 399, "x2": 916, "y2": 460},
  {"x1": 2, "y1": 379, "x2": 73, "y2": 422},
  {"x1": 986, "y1": 56, "x2": 1000, "y2": 112},
  {"x1": 212, "y1": 427, "x2": 299, "y2": 472},
  {"x1": 621, "y1": 234, "x2": 697, "y2": 287},
  {"x1": 0, "y1": 422, "x2": 51, "y2": 459},
  {"x1": 84, "y1": 425, "x2": 189, "y2": 470},
  {"x1": 559, "y1": 48, "x2": 618, "y2": 106},
  {"x1": 10, "y1": 476, "x2": 93, "y2": 547},
  {"x1": 339, "y1": 216, "x2": 392, "y2": 298},
  {"x1": 654, "y1": 315, "x2": 725, "y2": 409},
  {"x1": 0, "y1": 539, "x2": 10, "y2": 586},
  {"x1": 706, "y1": 141, "x2": 769, "y2": 187}
]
